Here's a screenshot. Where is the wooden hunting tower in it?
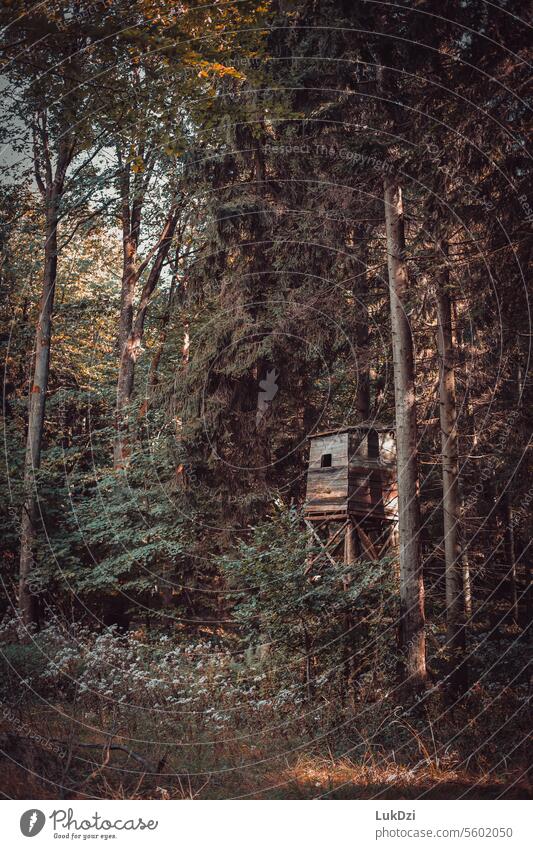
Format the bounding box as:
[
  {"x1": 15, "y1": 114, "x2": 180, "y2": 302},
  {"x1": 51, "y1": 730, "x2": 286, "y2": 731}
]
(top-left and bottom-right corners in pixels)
[{"x1": 304, "y1": 424, "x2": 398, "y2": 565}]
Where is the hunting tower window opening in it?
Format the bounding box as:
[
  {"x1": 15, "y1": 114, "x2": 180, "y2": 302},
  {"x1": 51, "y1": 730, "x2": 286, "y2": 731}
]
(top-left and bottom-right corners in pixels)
[{"x1": 321, "y1": 453, "x2": 332, "y2": 468}]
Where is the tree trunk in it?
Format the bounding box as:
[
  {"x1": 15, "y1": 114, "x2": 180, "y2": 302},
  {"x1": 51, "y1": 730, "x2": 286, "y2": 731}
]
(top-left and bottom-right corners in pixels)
[
  {"x1": 114, "y1": 323, "x2": 136, "y2": 468},
  {"x1": 354, "y1": 226, "x2": 371, "y2": 422},
  {"x1": 502, "y1": 494, "x2": 519, "y2": 625},
  {"x1": 383, "y1": 177, "x2": 426, "y2": 689},
  {"x1": 462, "y1": 550, "x2": 473, "y2": 618},
  {"x1": 19, "y1": 192, "x2": 59, "y2": 626},
  {"x1": 114, "y1": 202, "x2": 177, "y2": 469},
  {"x1": 435, "y1": 243, "x2": 467, "y2": 690},
  {"x1": 524, "y1": 557, "x2": 532, "y2": 632},
  {"x1": 114, "y1": 184, "x2": 140, "y2": 469}
]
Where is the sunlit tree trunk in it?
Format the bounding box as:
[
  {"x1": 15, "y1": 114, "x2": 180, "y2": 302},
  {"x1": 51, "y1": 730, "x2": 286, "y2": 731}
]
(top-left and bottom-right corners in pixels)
[{"x1": 383, "y1": 177, "x2": 426, "y2": 689}]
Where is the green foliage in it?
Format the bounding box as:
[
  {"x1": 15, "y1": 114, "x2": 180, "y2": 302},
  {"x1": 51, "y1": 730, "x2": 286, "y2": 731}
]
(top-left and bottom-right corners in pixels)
[{"x1": 222, "y1": 510, "x2": 398, "y2": 687}]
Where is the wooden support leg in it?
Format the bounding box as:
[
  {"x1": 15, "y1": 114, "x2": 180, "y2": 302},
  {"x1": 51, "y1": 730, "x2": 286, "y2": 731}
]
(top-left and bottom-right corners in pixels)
[
  {"x1": 344, "y1": 520, "x2": 357, "y2": 565},
  {"x1": 305, "y1": 523, "x2": 314, "y2": 572}
]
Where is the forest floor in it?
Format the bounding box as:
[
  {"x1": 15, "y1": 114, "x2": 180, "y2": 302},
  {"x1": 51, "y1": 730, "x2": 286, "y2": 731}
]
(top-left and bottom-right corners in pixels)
[
  {"x1": 1, "y1": 717, "x2": 530, "y2": 800},
  {"x1": 0, "y1": 749, "x2": 528, "y2": 800}
]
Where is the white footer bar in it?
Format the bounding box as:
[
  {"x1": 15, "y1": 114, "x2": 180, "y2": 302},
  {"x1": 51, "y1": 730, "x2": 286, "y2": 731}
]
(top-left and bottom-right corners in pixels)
[{"x1": 4, "y1": 799, "x2": 529, "y2": 848}]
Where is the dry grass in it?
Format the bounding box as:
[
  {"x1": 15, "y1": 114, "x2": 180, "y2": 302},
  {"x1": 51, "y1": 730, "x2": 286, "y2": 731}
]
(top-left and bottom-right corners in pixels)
[{"x1": 1, "y1": 718, "x2": 530, "y2": 801}]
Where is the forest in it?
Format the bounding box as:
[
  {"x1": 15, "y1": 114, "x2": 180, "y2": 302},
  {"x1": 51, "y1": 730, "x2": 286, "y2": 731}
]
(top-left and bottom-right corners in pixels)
[{"x1": 0, "y1": 0, "x2": 531, "y2": 801}]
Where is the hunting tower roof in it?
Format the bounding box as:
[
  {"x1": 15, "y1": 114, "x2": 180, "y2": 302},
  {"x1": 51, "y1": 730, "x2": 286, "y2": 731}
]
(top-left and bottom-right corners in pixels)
[{"x1": 309, "y1": 422, "x2": 395, "y2": 439}]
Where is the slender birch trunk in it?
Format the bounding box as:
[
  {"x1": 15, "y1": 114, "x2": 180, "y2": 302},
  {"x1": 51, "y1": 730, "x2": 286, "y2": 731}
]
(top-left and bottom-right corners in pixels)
[{"x1": 383, "y1": 177, "x2": 426, "y2": 689}]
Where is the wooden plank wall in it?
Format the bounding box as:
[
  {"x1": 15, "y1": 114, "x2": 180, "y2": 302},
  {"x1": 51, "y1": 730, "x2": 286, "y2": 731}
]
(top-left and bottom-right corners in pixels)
[{"x1": 306, "y1": 433, "x2": 349, "y2": 512}]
